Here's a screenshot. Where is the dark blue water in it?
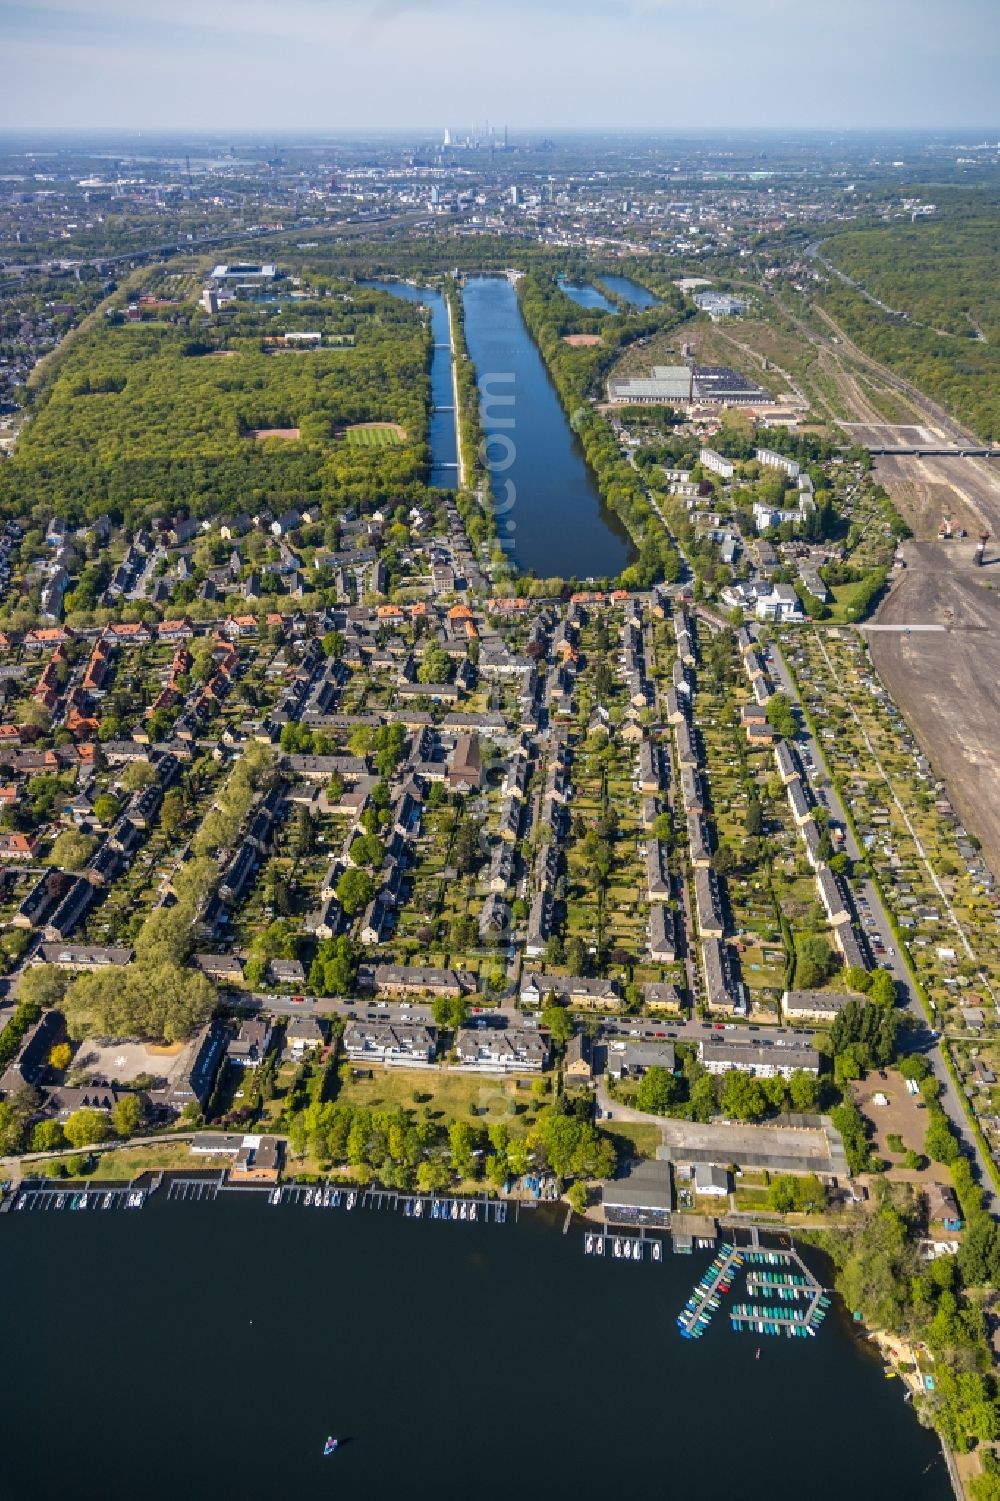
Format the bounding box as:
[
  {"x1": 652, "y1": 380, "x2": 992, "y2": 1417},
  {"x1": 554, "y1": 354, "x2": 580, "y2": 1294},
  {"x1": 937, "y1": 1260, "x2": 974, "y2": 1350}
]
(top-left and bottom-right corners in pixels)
[
  {"x1": 461, "y1": 276, "x2": 632, "y2": 580},
  {"x1": 557, "y1": 274, "x2": 615, "y2": 312},
  {"x1": 0, "y1": 1197, "x2": 950, "y2": 1501},
  {"x1": 362, "y1": 280, "x2": 458, "y2": 488},
  {"x1": 602, "y1": 274, "x2": 658, "y2": 310}
]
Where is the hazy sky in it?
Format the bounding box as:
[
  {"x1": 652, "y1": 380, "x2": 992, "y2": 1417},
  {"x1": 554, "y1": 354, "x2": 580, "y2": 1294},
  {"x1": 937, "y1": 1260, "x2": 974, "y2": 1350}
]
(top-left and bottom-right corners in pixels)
[{"x1": 2, "y1": 0, "x2": 998, "y2": 132}]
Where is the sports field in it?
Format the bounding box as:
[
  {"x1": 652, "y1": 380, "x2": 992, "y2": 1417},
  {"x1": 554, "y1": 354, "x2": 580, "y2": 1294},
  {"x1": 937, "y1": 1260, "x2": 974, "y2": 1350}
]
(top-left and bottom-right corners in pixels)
[{"x1": 342, "y1": 421, "x2": 406, "y2": 447}]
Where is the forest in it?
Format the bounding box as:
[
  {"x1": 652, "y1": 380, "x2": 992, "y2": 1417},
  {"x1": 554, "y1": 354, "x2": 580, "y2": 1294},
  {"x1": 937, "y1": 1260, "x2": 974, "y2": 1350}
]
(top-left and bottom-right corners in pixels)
[
  {"x1": 818, "y1": 199, "x2": 1000, "y2": 440},
  {"x1": 0, "y1": 281, "x2": 433, "y2": 526}
]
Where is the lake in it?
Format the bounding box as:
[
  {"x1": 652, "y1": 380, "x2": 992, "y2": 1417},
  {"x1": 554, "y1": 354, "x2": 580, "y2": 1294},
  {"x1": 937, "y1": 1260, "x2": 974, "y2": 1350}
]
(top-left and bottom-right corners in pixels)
[
  {"x1": 460, "y1": 275, "x2": 633, "y2": 579},
  {"x1": 362, "y1": 280, "x2": 459, "y2": 489},
  {"x1": 557, "y1": 273, "x2": 615, "y2": 312},
  {"x1": 602, "y1": 274, "x2": 658, "y2": 310},
  {"x1": 0, "y1": 1196, "x2": 950, "y2": 1501}
]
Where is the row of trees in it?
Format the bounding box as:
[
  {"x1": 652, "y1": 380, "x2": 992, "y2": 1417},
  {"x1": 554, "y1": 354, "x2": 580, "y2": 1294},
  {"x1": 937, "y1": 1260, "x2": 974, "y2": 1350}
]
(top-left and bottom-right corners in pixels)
[
  {"x1": 283, "y1": 1092, "x2": 614, "y2": 1193},
  {"x1": 624, "y1": 1057, "x2": 822, "y2": 1124}
]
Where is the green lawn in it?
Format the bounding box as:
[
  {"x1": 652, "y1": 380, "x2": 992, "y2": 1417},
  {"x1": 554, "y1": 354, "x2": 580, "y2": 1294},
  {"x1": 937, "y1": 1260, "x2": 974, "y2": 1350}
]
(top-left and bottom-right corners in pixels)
[
  {"x1": 342, "y1": 422, "x2": 406, "y2": 447},
  {"x1": 334, "y1": 1065, "x2": 547, "y2": 1127},
  {"x1": 597, "y1": 1121, "x2": 662, "y2": 1159}
]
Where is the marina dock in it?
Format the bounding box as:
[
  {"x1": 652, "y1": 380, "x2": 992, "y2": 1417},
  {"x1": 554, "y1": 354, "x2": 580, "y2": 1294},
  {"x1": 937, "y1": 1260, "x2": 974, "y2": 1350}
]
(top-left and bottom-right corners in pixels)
[
  {"x1": 7, "y1": 1172, "x2": 163, "y2": 1214},
  {"x1": 675, "y1": 1238, "x2": 830, "y2": 1342},
  {"x1": 582, "y1": 1227, "x2": 663, "y2": 1264},
  {"x1": 3, "y1": 1173, "x2": 509, "y2": 1226},
  {"x1": 676, "y1": 1243, "x2": 744, "y2": 1339}
]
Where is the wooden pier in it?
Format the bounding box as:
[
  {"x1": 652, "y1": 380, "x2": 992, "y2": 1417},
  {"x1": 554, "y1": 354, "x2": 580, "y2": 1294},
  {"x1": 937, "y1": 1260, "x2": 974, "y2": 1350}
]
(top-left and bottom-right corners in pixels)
[
  {"x1": 676, "y1": 1243, "x2": 744, "y2": 1339},
  {"x1": 166, "y1": 1173, "x2": 225, "y2": 1204},
  {"x1": 265, "y1": 1184, "x2": 508, "y2": 1224},
  {"x1": 9, "y1": 1180, "x2": 150, "y2": 1213},
  {"x1": 582, "y1": 1226, "x2": 663, "y2": 1265},
  {"x1": 730, "y1": 1247, "x2": 828, "y2": 1337}
]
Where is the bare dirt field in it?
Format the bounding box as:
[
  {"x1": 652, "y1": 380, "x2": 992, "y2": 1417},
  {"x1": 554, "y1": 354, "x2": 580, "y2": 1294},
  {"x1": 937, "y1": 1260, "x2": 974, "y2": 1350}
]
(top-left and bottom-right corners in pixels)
[
  {"x1": 839, "y1": 423, "x2": 1000, "y2": 539},
  {"x1": 842, "y1": 421, "x2": 942, "y2": 447},
  {"x1": 869, "y1": 541, "x2": 1000, "y2": 875},
  {"x1": 251, "y1": 427, "x2": 301, "y2": 441},
  {"x1": 885, "y1": 455, "x2": 1000, "y2": 539},
  {"x1": 853, "y1": 1072, "x2": 948, "y2": 1185},
  {"x1": 563, "y1": 333, "x2": 602, "y2": 347}
]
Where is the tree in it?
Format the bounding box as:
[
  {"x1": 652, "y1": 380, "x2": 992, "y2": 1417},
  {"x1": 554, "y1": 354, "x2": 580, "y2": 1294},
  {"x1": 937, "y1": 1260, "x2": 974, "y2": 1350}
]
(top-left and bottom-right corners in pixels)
[
  {"x1": 49, "y1": 830, "x2": 97, "y2": 871},
  {"x1": 899, "y1": 1054, "x2": 931, "y2": 1084},
  {"x1": 689, "y1": 1073, "x2": 716, "y2": 1123},
  {"x1": 449, "y1": 912, "x2": 476, "y2": 951},
  {"x1": 448, "y1": 1120, "x2": 478, "y2": 1177},
  {"x1": 350, "y1": 832, "x2": 383, "y2": 868},
  {"x1": 958, "y1": 1214, "x2": 1000, "y2": 1287},
  {"x1": 795, "y1": 934, "x2": 836, "y2": 990},
  {"x1": 62, "y1": 962, "x2": 216, "y2": 1044},
  {"x1": 31, "y1": 1119, "x2": 66, "y2": 1153},
  {"x1": 418, "y1": 643, "x2": 451, "y2": 684},
  {"x1": 868, "y1": 969, "x2": 897, "y2": 1007},
  {"x1": 92, "y1": 793, "x2": 120, "y2": 825},
  {"x1": 112, "y1": 1094, "x2": 143, "y2": 1140},
  {"x1": 290, "y1": 805, "x2": 315, "y2": 859},
  {"x1": 788, "y1": 1070, "x2": 820, "y2": 1112},
  {"x1": 308, "y1": 936, "x2": 355, "y2": 996},
  {"x1": 636, "y1": 1065, "x2": 678, "y2": 1115},
  {"x1": 541, "y1": 1004, "x2": 573, "y2": 1046},
  {"x1": 567, "y1": 1181, "x2": 589, "y2": 1213},
  {"x1": 63, "y1": 1107, "x2": 109, "y2": 1149},
  {"x1": 122, "y1": 761, "x2": 157, "y2": 792},
  {"x1": 416, "y1": 1159, "x2": 450, "y2": 1194},
  {"x1": 720, "y1": 1069, "x2": 767, "y2": 1122},
  {"x1": 48, "y1": 1042, "x2": 72, "y2": 1072},
  {"x1": 744, "y1": 799, "x2": 763, "y2": 837},
  {"x1": 17, "y1": 964, "x2": 67, "y2": 1011},
  {"x1": 160, "y1": 787, "x2": 185, "y2": 838},
  {"x1": 432, "y1": 994, "x2": 468, "y2": 1031},
  {"x1": 768, "y1": 1173, "x2": 826, "y2": 1213},
  {"x1": 336, "y1": 867, "x2": 375, "y2": 917},
  {"x1": 766, "y1": 693, "x2": 798, "y2": 740},
  {"x1": 924, "y1": 1108, "x2": 960, "y2": 1165},
  {"x1": 565, "y1": 935, "x2": 588, "y2": 976}
]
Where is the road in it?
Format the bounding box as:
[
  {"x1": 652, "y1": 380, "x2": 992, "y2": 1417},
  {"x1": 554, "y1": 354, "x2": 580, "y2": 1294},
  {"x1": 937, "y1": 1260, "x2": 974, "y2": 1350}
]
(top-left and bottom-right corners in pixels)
[
  {"x1": 228, "y1": 988, "x2": 818, "y2": 1053},
  {"x1": 769, "y1": 634, "x2": 997, "y2": 1213},
  {"x1": 7, "y1": 208, "x2": 438, "y2": 279},
  {"x1": 1, "y1": 1130, "x2": 198, "y2": 1177}
]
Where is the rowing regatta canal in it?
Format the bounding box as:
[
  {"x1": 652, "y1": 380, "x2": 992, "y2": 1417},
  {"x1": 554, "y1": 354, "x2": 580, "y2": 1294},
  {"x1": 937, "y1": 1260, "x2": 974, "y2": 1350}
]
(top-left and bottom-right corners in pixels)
[
  {"x1": 0, "y1": 1195, "x2": 949, "y2": 1501},
  {"x1": 460, "y1": 275, "x2": 634, "y2": 580}
]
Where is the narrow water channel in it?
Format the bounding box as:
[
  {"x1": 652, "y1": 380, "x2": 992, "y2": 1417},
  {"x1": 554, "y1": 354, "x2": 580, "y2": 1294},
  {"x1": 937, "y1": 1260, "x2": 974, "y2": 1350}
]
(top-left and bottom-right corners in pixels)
[
  {"x1": 362, "y1": 279, "x2": 458, "y2": 489},
  {"x1": 460, "y1": 275, "x2": 633, "y2": 580}
]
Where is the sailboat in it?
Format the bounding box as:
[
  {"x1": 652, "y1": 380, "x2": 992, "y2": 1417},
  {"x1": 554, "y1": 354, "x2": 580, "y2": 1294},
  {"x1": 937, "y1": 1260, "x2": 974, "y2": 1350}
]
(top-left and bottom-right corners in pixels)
[{"x1": 323, "y1": 1437, "x2": 339, "y2": 1457}]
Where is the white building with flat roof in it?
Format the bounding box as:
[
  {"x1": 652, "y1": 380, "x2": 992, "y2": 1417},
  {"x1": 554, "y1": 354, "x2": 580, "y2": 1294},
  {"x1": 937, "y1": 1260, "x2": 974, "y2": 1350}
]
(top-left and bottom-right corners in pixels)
[{"x1": 699, "y1": 448, "x2": 735, "y2": 479}]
